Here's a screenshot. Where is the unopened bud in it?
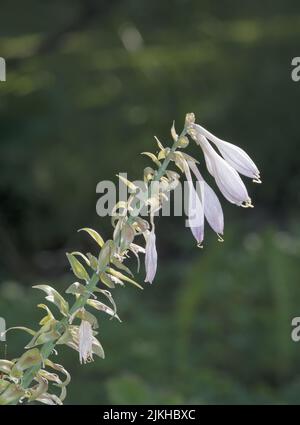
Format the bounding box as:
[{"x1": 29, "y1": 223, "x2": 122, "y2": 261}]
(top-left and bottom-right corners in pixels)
[
  {"x1": 177, "y1": 136, "x2": 189, "y2": 148},
  {"x1": 134, "y1": 217, "x2": 150, "y2": 233},
  {"x1": 185, "y1": 112, "x2": 195, "y2": 127},
  {"x1": 144, "y1": 167, "x2": 155, "y2": 182},
  {"x1": 98, "y1": 240, "x2": 114, "y2": 270},
  {"x1": 171, "y1": 121, "x2": 178, "y2": 142},
  {"x1": 120, "y1": 223, "x2": 135, "y2": 251}
]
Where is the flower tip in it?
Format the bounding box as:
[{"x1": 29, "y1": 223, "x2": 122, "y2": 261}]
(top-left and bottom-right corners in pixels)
[
  {"x1": 253, "y1": 176, "x2": 262, "y2": 184},
  {"x1": 144, "y1": 278, "x2": 153, "y2": 284},
  {"x1": 217, "y1": 234, "x2": 224, "y2": 242},
  {"x1": 241, "y1": 198, "x2": 254, "y2": 208},
  {"x1": 185, "y1": 112, "x2": 196, "y2": 127},
  {"x1": 197, "y1": 242, "x2": 204, "y2": 249}
]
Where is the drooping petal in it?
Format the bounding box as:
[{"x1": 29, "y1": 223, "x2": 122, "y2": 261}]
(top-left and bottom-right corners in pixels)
[
  {"x1": 213, "y1": 140, "x2": 260, "y2": 181},
  {"x1": 79, "y1": 320, "x2": 93, "y2": 364},
  {"x1": 144, "y1": 229, "x2": 158, "y2": 284},
  {"x1": 183, "y1": 161, "x2": 204, "y2": 245},
  {"x1": 203, "y1": 182, "x2": 224, "y2": 236},
  {"x1": 193, "y1": 123, "x2": 260, "y2": 181},
  {"x1": 188, "y1": 161, "x2": 224, "y2": 236},
  {"x1": 194, "y1": 133, "x2": 252, "y2": 207},
  {"x1": 187, "y1": 180, "x2": 204, "y2": 244},
  {"x1": 130, "y1": 243, "x2": 146, "y2": 273}
]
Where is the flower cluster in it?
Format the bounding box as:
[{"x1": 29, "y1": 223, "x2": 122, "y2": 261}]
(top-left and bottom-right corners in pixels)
[
  {"x1": 0, "y1": 112, "x2": 260, "y2": 405},
  {"x1": 143, "y1": 112, "x2": 260, "y2": 281}
]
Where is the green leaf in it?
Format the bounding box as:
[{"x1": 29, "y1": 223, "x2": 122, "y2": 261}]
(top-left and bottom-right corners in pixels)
[
  {"x1": 76, "y1": 310, "x2": 99, "y2": 328},
  {"x1": 92, "y1": 337, "x2": 105, "y2": 359},
  {"x1": 96, "y1": 289, "x2": 118, "y2": 315},
  {"x1": 36, "y1": 392, "x2": 63, "y2": 405},
  {"x1": 0, "y1": 360, "x2": 13, "y2": 375},
  {"x1": 141, "y1": 152, "x2": 161, "y2": 167},
  {"x1": 44, "y1": 359, "x2": 71, "y2": 387},
  {"x1": 116, "y1": 175, "x2": 138, "y2": 192},
  {"x1": 78, "y1": 228, "x2": 104, "y2": 248},
  {"x1": 171, "y1": 121, "x2": 178, "y2": 141},
  {"x1": 0, "y1": 380, "x2": 10, "y2": 394},
  {"x1": 3, "y1": 326, "x2": 36, "y2": 337},
  {"x1": 37, "y1": 304, "x2": 55, "y2": 325},
  {"x1": 70, "y1": 251, "x2": 91, "y2": 267},
  {"x1": 25, "y1": 322, "x2": 59, "y2": 349},
  {"x1": 106, "y1": 268, "x2": 143, "y2": 290},
  {"x1": 87, "y1": 253, "x2": 98, "y2": 270},
  {"x1": 87, "y1": 299, "x2": 121, "y2": 321},
  {"x1": 111, "y1": 257, "x2": 134, "y2": 277},
  {"x1": 66, "y1": 253, "x2": 90, "y2": 282},
  {"x1": 0, "y1": 384, "x2": 25, "y2": 405},
  {"x1": 34, "y1": 329, "x2": 61, "y2": 346},
  {"x1": 99, "y1": 272, "x2": 115, "y2": 288},
  {"x1": 38, "y1": 370, "x2": 62, "y2": 386},
  {"x1": 65, "y1": 282, "x2": 86, "y2": 296},
  {"x1": 33, "y1": 285, "x2": 69, "y2": 316},
  {"x1": 28, "y1": 376, "x2": 48, "y2": 401},
  {"x1": 11, "y1": 348, "x2": 43, "y2": 375},
  {"x1": 98, "y1": 240, "x2": 115, "y2": 270},
  {"x1": 154, "y1": 136, "x2": 165, "y2": 151},
  {"x1": 182, "y1": 152, "x2": 199, "y2": 163}
]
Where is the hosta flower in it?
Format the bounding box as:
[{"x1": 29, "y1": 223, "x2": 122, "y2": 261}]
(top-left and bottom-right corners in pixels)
[
  {"x1": 183, "y1": 160, "x2": 204, "y2": 246},
  {"x1": 79, "y1": 320, "x2": 93, "y2": 364},
  {"x1": 192, "y1": 123, "x2": 261, "y2": 182},
  {"x1": 189, "y1": 128, "x2": 253, "y2": 207},
  {"x1": 144, "y1": 227, "x2": 157, "y2": 284},
  {"x1": 129, "y1": 243, "x2": 145, "y2": 272},
  {"x1": 188, "y1": 160, "x2": 224, "y2": 239}
]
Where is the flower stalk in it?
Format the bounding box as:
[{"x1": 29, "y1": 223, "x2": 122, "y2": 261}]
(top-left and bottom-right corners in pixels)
[{"x1": 0, "y1": 112, "x2": 260, "y2": 405}]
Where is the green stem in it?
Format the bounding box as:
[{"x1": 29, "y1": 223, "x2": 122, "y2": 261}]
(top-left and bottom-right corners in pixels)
[
  {"x1": 21, "y1": 272, "x2": 100, "y2": 390},
  {"x1": 128, "y1": 127, "x2": 186, "y2": 223},
  {"x1": 14, "y1": 126, "x2": 187, "y2": 402}
]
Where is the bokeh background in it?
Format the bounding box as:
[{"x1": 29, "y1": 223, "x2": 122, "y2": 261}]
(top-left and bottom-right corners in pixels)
[{"x1": 1, "y1": 0, "x2": 300, "y2": 405}]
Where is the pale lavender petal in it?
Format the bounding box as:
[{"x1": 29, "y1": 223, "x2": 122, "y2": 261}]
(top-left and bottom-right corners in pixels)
[
  {"x1": 203, "y1": 182, "x2": 224, "y2": 235},
  {"x1": 144, "y1": 229, "x2": 157, "y2": 284},
  {"x1": 187, "y1": 180, "x2": 204, "y2": 244},
  {"x1": 79, "y1": 320, "x2": 93, "y2": 364},
  {"x1": 195, "y1": 134, "x2": 251, "y2": 207},
  {"x1": 130, "y1": 243, "x2": 146, "y2": 273},
  {"x1": 213, "y1": 140, "x2": 260, "y2": 180},
  {"x1": 194, "y1": 124, "x2": 260, "y2": 181},
  {"x1": 184, "y1": 162, "x2": 204, "y2": 245},
  {"x1": 189, "y1": 161, "x2": 224, "y2": 235}
]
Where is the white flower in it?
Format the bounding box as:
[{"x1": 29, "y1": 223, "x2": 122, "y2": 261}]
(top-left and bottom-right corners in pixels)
[
  {"x1": 144, "y1": 227, "x2": 158, "y2": 284},
  {"x1": 190, "y1": 128, "x2": 253, "y2": 207},
  {"x1": 193, "y1": 123, "x2": 261, "y2": 183},
  {"x1": 79, "y1": 320, "x2": 93, "y2": 364},
  {"x1": 188, "y1": 160, "x2": 224, "y2": 238},
  {"x1": 183, "y1": 160, "x2": 204, "y2": 246},
  {"x1": 129, "y1": 242, "x2": 145, "y2": 272}
]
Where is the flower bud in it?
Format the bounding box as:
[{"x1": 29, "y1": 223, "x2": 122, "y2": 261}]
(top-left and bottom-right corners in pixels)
[
  {"x1": 185, "y1": 112, "x2": 195, "y2": 127},
  {"x1": 98, "y1": 240, "x2": 114, "y2": 271},
  {"x1": 120, "y1": 223, "x2": 135, "y2": 251},
  {"x1": 133, "y1": 217, "x2": 149, "y2": 233},
  {"x1": 171, "y1": 121, "x2": 178, "y2": 142},
  {"x1": 177, "y1": 136, "x2": 189, "y2": 149},
  {"x1": 144, "y1": 167, "x2": 155, "y2": 182}
]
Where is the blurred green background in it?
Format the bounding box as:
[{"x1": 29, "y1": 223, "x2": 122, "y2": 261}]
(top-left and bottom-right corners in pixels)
[{"x1": 1, "y1": 0, "x2": 300, "y2": 405}]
